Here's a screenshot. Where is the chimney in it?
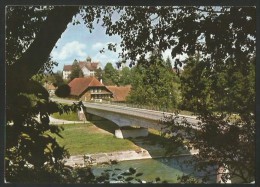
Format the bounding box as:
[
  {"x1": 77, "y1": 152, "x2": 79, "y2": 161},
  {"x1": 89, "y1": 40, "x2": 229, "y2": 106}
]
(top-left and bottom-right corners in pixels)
[{"x1": 100, "y1": 79, "x2": 103, "y2": 84}]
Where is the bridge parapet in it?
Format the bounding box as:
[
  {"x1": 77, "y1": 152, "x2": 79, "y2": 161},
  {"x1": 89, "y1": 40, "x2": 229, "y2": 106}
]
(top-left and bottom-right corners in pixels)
[{"x1": 84, "y1": 107, "x2": 162, "y2": 130}]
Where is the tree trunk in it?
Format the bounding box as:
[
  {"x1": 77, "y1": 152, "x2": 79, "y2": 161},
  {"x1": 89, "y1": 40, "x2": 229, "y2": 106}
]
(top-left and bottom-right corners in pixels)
[{"x1": 7, "y1": 6, "x2": 79, "y2": 90}]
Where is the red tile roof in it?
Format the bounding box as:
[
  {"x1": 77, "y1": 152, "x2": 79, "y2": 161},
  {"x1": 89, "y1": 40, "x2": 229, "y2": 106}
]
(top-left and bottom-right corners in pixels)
[
  {"x1": 68, "y1": 77, "x2": 104, "y2": 96},
  {"x1": 78, "y1": 61, "x2": 86, "y2": 68},
  {"x1": 63, "y1": 65, "x2": 72, "y2": 71},
  {"x1": 107, "y1": 85, "x2": 131, "y2": 102},
  {"x1": 86, "y1": 62, "x2": 99, "y2": 71}
]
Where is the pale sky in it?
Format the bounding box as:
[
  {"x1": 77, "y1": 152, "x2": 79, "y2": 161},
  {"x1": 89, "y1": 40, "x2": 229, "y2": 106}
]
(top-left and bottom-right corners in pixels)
[{"x1": 50, "y1": 13, "x2": 187, "y2": 72}]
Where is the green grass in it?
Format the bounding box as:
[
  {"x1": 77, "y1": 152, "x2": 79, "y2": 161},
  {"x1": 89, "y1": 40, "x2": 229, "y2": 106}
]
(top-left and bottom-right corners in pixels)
[
  {"x1": 48, "y1": 116, "x2": 189, "y2": 157},
  {"x1": 51, "y1": 111, "x2": 79, "y2": 121},
  {"x1": 50, "y1": 123, "x2": 138, "y2": 155}
]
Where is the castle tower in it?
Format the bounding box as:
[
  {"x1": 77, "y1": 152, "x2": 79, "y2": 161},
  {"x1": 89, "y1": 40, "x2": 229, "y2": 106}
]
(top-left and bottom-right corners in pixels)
[{"x1": 86, "y1": 56, "x2": 91, "y2": 63}]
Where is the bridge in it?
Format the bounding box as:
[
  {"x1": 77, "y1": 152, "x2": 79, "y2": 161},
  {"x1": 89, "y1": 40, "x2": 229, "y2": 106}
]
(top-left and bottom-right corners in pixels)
[{"x1": 52, "y1": 98, "x2": 199, "y2": 138}]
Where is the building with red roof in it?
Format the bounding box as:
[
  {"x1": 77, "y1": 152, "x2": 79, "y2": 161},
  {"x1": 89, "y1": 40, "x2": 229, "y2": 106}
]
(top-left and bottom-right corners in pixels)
[
  {"x1": 63, "y1": 65, "x2": 73, "y2": 79},
  {"x1": 62, "y1": 56, "x2": 101, "y2": 79},
  {"x1": 68, "y1": 76, "x2": 132, "y2": 102},
  {"x1": 68, "y1": 76, "x2": 112, "y2": 101}
]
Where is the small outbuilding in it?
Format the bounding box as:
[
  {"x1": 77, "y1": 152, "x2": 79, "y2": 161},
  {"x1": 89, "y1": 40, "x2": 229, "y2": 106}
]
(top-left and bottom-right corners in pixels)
[{"x1": 106, "y1": 85, "x2": 131, "y2": 102}]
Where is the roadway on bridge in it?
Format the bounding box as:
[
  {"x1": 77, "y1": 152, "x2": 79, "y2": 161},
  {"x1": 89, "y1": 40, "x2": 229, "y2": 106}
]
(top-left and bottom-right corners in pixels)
[{"x1": 51, "y1": 98, "x2": 199, "y2": 126}]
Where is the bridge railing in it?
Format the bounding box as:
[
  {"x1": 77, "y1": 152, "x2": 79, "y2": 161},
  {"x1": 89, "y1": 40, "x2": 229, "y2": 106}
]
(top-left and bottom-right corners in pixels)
[
  {"x1": 87, "y1": 100, "x2": 179, "y2": 113},
  {"x1": 51, "y1": 97, "x2": 193, "y2": 116}
]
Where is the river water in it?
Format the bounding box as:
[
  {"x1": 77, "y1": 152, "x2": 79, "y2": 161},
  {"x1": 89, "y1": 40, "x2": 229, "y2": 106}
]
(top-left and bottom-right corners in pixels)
[{"x1": 92, "y1": 156, "x2": 216, "y2": 183}]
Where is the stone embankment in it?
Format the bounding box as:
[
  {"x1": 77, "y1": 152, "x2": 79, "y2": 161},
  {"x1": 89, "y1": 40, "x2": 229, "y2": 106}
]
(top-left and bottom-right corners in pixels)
[
  {"x1": 64, "y1": 149, "x2": 152, "y2": 167},
  {"x1": 64, "y1": 148, "x2": 199, "y2": 167}
]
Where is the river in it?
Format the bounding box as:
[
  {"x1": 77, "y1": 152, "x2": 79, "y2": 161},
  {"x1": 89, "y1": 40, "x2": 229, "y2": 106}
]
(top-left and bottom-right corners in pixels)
[{"x1": 92, "y1": 156, "x2": 216, "y2": 183}]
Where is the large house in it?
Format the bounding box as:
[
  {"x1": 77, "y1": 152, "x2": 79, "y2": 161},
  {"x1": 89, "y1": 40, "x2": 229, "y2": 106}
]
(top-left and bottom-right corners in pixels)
[
  {"x1": 68, "y1": 77, "x2": 131, "y2": 102},
  {"x1": 63, "y1": 65, "x2": 72, "y2": 80},
  {"x1": 63, "y1": 56, "x2": 101, "y2": 80},
  {"x1": 68, "y1": 76, "x2": 112, "y2": 101}
]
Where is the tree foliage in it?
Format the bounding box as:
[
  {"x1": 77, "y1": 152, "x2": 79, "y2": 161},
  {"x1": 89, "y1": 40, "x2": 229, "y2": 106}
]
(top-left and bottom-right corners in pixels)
[
  {"x1": 102, "y1": 62, "x2": 119, "y2": 85},
  {"x1": 5, "y1": 6, "x2": 83, "y2": 183},
  {"x1": 69, "y1": 60, "x2": 83, "y2": 81},
  {"x1": 33, "y1": 71, "x2": 65, "y2": 88},
  {"x1": 160, "y1": 54, "x2": 255, "y2": 183},
  {"x1": 5, "y1": 78, "x2": 84, "y2": 182},
  {"x1": 52, "y1": 71, "x2": 66, "y2": 87},
  {"x1": 6, "y1": 6, "x2": 52, "y2": 65},
  {"x1": 127, "y1": 54, "x2": 180, "y2": 110},
  {"x1": 118, "y1": 66, "x2": 132, "y2": 86},
  {"x1": 94, "y1": 67, "x2": 103, "y2": 81},
  {"x1": 180, "y1": 54, "x2": 255, "y2": 114},
  {"x1": 97, "y1": 6, "x2": 256, "y2": 64},
  {"x1": 164, "y1": 56, "x2": 173, "y2": 69}
]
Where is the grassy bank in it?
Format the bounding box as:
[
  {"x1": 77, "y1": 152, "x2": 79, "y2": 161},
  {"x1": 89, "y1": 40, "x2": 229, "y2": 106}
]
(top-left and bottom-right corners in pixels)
[{"x1": 50, "y1": 122, "x2": 139, "y2": 155}]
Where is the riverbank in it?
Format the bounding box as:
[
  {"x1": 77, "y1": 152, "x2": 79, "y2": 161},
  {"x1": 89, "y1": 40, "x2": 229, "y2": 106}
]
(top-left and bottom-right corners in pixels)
[
  {"x1": 47, "y1": 116, "x2": 199, "y2": 167},
  {"x1": 64, "y1": 148, "x2": 199, "y2": 167},
  {"x1": 65, "y1": 149, "x2": 151, "y2": 167}
]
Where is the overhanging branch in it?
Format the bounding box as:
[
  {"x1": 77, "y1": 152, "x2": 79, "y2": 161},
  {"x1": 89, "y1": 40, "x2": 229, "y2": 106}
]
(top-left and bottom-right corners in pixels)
[{"x1": 7, "y1": 6, "x2": 79, "y2": 82}]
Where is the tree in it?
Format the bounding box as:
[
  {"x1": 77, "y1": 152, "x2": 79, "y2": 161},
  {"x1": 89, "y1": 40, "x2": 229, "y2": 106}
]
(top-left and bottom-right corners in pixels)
[
  {"x1": 102, "y1": 62, "x2": 119, "y2": 85},
  {"x1": 118, "y1": 66, "x2": 132, "y2": 86},
  {"x1": 52, "y1": 71, "x2": 66, "y2": 87},
  {"x1": 160, "y1": 54, "x2": 255, "y2": 183},
  {"x1": 37, "y1": 71, "x2": 65, "y2": 87},
  {"x1": 99, "y1": 6, "x2": 256, "y2": 66},
  {"x1": 127, "y1": 54, "x2": 180, "y2": 110},
  {"x1": 69, "y1": 60, "x2": 83, "y2": 81},
  {"x1": 164, "y1": 56, "x2": 173, "y2": 70},
  {"x1": 94, "y1": 67, "x2": 103, "y2": 81}
]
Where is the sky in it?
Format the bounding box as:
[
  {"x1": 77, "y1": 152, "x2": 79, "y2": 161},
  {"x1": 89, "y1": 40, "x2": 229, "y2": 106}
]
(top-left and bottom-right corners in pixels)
[{"x1": 50, "y1": 14, "x2": 187, "y2": 72}]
